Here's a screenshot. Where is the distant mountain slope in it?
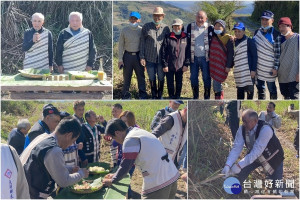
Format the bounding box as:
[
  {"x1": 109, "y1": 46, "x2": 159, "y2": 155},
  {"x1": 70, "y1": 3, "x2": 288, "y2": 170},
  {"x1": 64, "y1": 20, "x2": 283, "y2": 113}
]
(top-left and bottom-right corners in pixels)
[{"x1": 113, "y1": 1, "x2": 194, "y2": 42}]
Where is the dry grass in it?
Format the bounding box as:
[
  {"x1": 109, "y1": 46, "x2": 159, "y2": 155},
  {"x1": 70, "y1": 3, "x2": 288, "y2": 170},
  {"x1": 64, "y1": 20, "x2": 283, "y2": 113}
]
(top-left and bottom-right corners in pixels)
[{"x1": 188, "y1": 101, "x2": 299, "y2": 199}]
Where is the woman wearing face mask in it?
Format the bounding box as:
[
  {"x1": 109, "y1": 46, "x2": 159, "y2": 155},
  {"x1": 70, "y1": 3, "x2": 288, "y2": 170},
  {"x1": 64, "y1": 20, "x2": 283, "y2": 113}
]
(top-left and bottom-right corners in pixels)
[
  {"x1": 22, "y1": 13, "x2": 53, "y2": 71},
  {"x1": 161, "y1": 18, "x2": 190, "y2": 99},
  {"x1": 209, "y1": 19, "x2": 234, "y2": 100},
  {"x1": 253, "y1": 10, "x2": 281, "y2": 100},
  {"x1": 277, "y1": 17, "x2": 299, "y2": 99},
  {"x1": 118, "y1": 12, "x2": 147, "y2": 99}
]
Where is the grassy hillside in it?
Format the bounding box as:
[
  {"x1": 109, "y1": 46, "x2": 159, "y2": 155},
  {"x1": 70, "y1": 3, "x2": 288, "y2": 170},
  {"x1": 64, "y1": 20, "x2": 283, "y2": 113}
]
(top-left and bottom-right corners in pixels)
[
  {"x1": 113, "y1": 1, "x2": 194, "y2": 42},
  {"x1": 188, "y1": 100, "x2": 299, "y2": 199}
]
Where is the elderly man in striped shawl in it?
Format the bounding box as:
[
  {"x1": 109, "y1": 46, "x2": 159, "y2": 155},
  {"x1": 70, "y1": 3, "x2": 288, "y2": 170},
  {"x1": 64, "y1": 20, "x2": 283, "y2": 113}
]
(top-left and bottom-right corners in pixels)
[
  {"x1": 56, "y1": 12, "x2": 96, "y2": 73},
  {"x1": 22, "y1": 13, "x2": 53, "y2": 71},
  {"x1": 253, "y1": 10, "x2": 281, "y2": 100},
  {"x1": 277, "y1": 17, "x2": 299, "y2": 99},
  {"x1": 232, "y1": 22, "x2": 257, "y2": 99}
]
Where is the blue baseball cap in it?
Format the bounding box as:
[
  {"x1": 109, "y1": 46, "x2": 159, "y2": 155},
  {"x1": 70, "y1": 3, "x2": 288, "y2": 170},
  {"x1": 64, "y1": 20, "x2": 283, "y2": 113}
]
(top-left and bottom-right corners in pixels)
[
  {"x1": 130, "y1": 11, "x2": 141, "y2": 19},
  {"x1": 232, "y1": 22, "x2": 245, "y2": 30},
  {"x1": 174, "y1": 100, "x2": 184, "y2": 104},
  {"x1": 261, "y1": 10, "x2": 274, "y2": 19}
]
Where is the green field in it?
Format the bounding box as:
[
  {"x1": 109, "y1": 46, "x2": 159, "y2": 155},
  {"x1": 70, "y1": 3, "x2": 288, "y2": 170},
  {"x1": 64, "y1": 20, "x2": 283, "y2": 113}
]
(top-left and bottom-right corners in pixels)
[{"x1": 1, "y1": 100, "x2": 187, "y2": 143}]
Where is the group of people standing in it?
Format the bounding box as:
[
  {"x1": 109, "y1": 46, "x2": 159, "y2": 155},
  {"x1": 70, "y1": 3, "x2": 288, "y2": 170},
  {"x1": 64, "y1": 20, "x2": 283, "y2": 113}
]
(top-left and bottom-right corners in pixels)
[
  {"x1": 23, "y1": 12, "x2": 97, "y2": 73},
  {"x1": 118, "y1": 7, "x2": 299, "y2": 100},
  {"x1": 2, "y1": 101, "x2": 187, "y2": 199}
]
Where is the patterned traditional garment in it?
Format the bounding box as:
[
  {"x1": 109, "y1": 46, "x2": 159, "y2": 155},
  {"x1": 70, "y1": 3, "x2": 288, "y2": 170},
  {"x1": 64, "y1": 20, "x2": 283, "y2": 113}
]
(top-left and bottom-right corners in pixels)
[
  {"x1": 190, "y1": 22, "x2": 209, "y2": 62},
  {"x1": 23, "y1": 30, "x2": 49, "y2": 69},
  {"x1": 62, "y1": 27, "x2": 90, "y2": 72},
  {"x1": 278, "y1": 33, "x2": 299, "y2": 83},
  {"x1": 209, "y1": 36, "x2": 228, "y2": 83},
  {"x1": 233, "y1": 39, "x2": 253, "y2": 87},
  {"x1": 254, "y1": 30, "x2": 276, "y2": 82}
]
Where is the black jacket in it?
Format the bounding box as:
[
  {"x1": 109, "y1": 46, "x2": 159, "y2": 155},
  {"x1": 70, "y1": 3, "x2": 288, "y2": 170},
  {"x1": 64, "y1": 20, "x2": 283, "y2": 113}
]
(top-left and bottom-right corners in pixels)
[
  {"x1": 8, "y1": 128, "x2": 25, "y2": 155},
  {"x1": 161, "y1": 32, "x2": 190, "y2": 72}
]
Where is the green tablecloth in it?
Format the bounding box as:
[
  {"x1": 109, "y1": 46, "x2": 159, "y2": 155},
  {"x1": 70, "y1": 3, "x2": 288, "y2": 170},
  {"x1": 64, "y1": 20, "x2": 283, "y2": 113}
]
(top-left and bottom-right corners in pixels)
[
  {"x1": 55, "y1": 162, "x2": 130, "y2": 199},
  {"x1": 1, "y1": 74, "x2": 111, "y2": 87}
]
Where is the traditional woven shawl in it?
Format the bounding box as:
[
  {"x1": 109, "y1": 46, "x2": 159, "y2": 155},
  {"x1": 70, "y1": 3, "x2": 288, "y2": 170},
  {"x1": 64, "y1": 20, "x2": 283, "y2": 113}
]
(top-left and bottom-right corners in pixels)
[
  {"x1": 233, "y1": 39, "x2": 253, "y2": 87},
  {"x1": 278, "y1": 33, "x2": 299, "y2": 83},
  {"x1": 62, "y1": 26, "x2": 90, "y2": 72},
  {"x1": 209, "y1": 36, "x2": 228, "y2": 83},
  {"x1": 253, "y1": 30, "x2": 276, "y2": 82},
  {"x1": 191, "y1": 22, "x2": 209, "y2": 62},
  {"x1": 23, "y1": 29, "x2": 49, "y2": 69}
]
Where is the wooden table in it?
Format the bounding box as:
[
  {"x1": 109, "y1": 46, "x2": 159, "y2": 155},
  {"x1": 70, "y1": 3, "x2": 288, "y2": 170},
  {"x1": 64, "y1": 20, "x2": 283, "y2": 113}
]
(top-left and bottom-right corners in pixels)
[{"x1": 1, "y1": 74, "x2": 112, "y2": 99}]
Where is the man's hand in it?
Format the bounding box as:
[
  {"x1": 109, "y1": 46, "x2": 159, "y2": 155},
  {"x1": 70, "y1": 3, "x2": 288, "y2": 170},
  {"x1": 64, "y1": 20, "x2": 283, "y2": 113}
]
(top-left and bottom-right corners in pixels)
[
  {"x1": 118, "y1": 61, "x2": 124, "y2": 69},
  {"x1": 97, "y1": 115, "x2": 105, "y2": 123},
  {"x1": 250, "y1": 71, "x2": 256, "y2": 78},
  {"x1": 225, "y1": 68, "x2": 231, "y2": 73},
  {"x1": 104, "y1": 173, "x2": 115, "y2": 179},
  {"x1": 86, "y1": 66, "x2": 92, "y2": 71},
  {"x1": 58, "y1": 66, "x2": 64, "y2": 74},
  {"x1": 102, "y1": 178, "x2": 113, "y2": 187},
  {"x1": 229, "y1": 163, "x2": 242, "y2": 176},
  {"x1": 72, "y1": 166, "x2": 79, "y2": 173},
  {"x1": 81, "y1": 159, "x2": 88, "y2": 168},
  {"x1": 272, "y1": 69, "x2": 277, "y2": 76},
  {"x1": 140, "y1": 59, "x2": 146, "y2": 67},
  {"x1": 49, "y1": 66, "x2": 54, "y2": 73},
  {"x1": 182, "y1": 66, "x2": 188, "y2": 72},
  {"x1": 296, "y1": 73, "x2": 299, "y2": 82},
  {"x1": 221, "y1": 165, "x2": 230, "y2": 178},
  {"x1": 229, "y1": 35, "x2": 236, "y2": 42},
  {"x1": 163, "y1": 67, "x2": 168, "y2": 73},
  {"x1": 82, "y1": 168, "x2": 89, "y2": 178},
  {"x1": 77, "y1": 142, "x2": 83, "y2": 150},
  {"x1": 33, "y1": 33, "x2": 40, "y2": 43},
  {"x1": 181, "y1": 173, "x2": 187, "y2": 182}
]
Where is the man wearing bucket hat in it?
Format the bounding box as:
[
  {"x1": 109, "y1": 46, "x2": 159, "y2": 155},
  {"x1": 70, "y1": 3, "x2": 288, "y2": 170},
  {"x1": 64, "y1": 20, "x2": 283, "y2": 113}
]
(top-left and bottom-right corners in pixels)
[
  {"x1": 232, "y1": 22, "x2": 257, "y2": 99},
  {"x1": 140, "y1": 7, "x2": 170, "y2": 99},
  {"x1": 209, "y1": 19, "x2": 234, "y2": 100},
  {"x1": 277, "y1": 17, "x2": 299, "y2": 99},
  {"x1": 187, "y1": 10, "x2": 214, "y2": 99},
  {"x1": 161, "y1": 18, "x2": 189, "y2": 99},
  {"x1": 118, "y1": 11, "x2": 147, "y2": 99},
  {"x1": 253, "y1": 10, "x2": 281, "y2": 100}
]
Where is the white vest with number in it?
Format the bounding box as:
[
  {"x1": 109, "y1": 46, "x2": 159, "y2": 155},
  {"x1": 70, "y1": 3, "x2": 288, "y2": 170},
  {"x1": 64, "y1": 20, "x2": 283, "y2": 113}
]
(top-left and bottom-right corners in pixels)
[
  {"x1": 125, "y1": 128, "x2": 179, "y2": 195},
  {"x1": 159, "y1": 111, "x2": 187, "y2": 162},
  {"x1": 1, "y1": 144, "x2": 18, "y2": 199}
]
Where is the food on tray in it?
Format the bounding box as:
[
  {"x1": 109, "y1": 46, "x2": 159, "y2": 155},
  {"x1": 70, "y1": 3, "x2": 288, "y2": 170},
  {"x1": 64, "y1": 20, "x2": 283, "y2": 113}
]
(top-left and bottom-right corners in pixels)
[
  {"x1": 89, "y1": 166, "x2": 107, "y2": 173},
  {"x1": 74, "y1": 181, "x2": 91, "y2": 190},
  {"x1": 19, "y1": 68, "x2": 50, "y2": 79},
  {"x1": 70, "y1": 177, "x2": 103, "y2": 194}
]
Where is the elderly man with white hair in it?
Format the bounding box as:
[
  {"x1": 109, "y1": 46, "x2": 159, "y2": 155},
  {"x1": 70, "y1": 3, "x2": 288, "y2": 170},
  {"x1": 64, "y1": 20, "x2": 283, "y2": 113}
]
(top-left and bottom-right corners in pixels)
[
  {"x1": 22, "y1": 13, "x2": 53, "y2": 71},
  {"x1": 56, "y1": 12, "x2": 97, "y2": 73},
  {"x1": 8, "y1": 119, "x2": 31, "y2": 155}
]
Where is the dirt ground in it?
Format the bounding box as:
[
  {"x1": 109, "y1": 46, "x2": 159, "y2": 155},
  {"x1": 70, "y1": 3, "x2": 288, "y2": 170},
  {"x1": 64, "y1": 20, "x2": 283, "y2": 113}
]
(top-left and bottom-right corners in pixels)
[
  {"x1": 113, "y1": 61, "x2": 285, "y2": 100},
  {"x1": 100, "y1": 138, "x2": 187, "y2": 199}
]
